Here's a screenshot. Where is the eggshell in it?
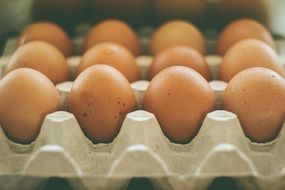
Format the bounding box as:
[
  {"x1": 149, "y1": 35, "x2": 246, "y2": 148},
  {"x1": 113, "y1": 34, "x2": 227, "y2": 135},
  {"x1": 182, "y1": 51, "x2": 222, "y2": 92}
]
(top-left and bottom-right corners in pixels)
[
  {"x1": 0, "y1": 68, "x2": 61, "y2": 144},
  {"x1": 219, "y1": 39, "x2": 285, "y2": 82},
  {"x1": 143, "y1": 66, "x2": 215, "y2": 144},
  {"x1": 5, "y1": 41, "x2": 70, "y2": 84},
  {"x1": 222, "y1": 67, "x2": 285, "y2": 142},
  {"x1": 18, "y1": 22, "x2": 72, "y2": 56},
  {"x1": 84, "y1": 20, "x2": 141, "y2": 56},
  {"x1": 77, "y1": 42, "x2": 140, "y2": 83},
  {"x1": 217, "y1": 18, "x2": 276, "y2": 55},
  {"x1": 68, "y1": 64, "x2": 137, "y2": 143},
  {"x1": 147, "y1": 46, "x2": 211, "y2": 80},
  {"x1": 150, "y1": 20, "x2": 205, "y2": 55}
]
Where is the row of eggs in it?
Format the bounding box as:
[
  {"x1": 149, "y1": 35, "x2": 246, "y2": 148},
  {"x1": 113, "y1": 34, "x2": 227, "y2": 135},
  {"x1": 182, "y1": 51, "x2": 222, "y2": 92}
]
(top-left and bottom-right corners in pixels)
[
  {"x1": 0, "y1": 18, "x2": 284, "y2": 146},
  {"x1": 1, "y1": 66, "x2": 284, "y2": 145},
  {"x1": 4, "y1": 18, "x2": 285, "y2": 84},
  {"x1": 17, "y1": 18, "x2": 277, "y2": 57}
]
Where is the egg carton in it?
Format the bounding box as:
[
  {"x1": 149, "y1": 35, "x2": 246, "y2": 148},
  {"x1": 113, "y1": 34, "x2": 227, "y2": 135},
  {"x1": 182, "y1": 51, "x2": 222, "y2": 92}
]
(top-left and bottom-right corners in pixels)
[
  {"x1": 1, "y1": 31, "x2": 285, "y2": 190},
  {"x1": 1, "y1": 85, "x2": 285, "y2": 190}
]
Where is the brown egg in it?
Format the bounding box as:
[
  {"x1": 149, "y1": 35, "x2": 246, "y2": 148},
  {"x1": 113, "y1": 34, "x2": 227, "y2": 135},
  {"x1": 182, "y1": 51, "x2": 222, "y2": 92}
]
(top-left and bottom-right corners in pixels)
[
  {"x1": 150, "y1": 20, "x2": 205, "y2": 55},
  {"x1": 84, "y1": 20, "x2": 141, "y2": 56},
  {"x1": 217, "y1": 18, "x2": 276, "y2": 55},
  {"x1": 78, "y1": 42, "x2": 140, "y2": 82},
  {"x1": 18, "y1": 22, "x2": 72, "y2": 56},
  {"x1": 222, "y1": 67, "x2": 285, "y2": 142},
  {"x1": 147, "y1": 46, "x2": 211, "y2": 80},
  {"x1": 68, "y1": 64, "x2": 137, "y2": 143},
  {"x1": 0, "y1": 68, "x2": 61, "y2": 144},
  {"x1": 219, "y1": 39, "x2": 285, "y2": 82},
  {"x1": 143, "y1": 66, "x2": 215, "y2": 143},
  {"x1": 5, "y1": 41, "x2": 70, "y2": 84}
]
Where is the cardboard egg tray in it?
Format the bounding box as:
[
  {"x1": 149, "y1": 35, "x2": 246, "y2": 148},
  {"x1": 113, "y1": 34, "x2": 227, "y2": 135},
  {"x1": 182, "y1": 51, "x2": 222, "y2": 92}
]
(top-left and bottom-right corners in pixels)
[{"x1": 1, "y1": 26, "x2": 285, "y2": 190}]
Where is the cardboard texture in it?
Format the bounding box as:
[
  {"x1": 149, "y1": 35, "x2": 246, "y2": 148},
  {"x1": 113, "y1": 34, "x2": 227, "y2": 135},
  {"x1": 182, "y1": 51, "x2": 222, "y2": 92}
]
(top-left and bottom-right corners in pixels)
[{"x1": 0, "y1": 27, "x2": 285, "y2": 190}]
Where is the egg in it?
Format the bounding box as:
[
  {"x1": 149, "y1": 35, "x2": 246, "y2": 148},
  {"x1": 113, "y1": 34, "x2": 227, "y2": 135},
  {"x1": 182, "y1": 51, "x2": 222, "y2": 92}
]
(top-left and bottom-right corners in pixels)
[
  {"x1": 147, "y1": 46, "x2": 211, "y2": 80},
  {"x1": 77, "y1": 42, "x2": 140, "y2": 82},
  {"x1": 68, "y1": 64, "x2": 137, "y2": 143},
  {"x1": 18, "y1": 22, "x2": 72, "y2": 56},
  {"x1": 5, "y1": 41, "x2": 70, "y2": 84},
  {"x1": 150, "y1": 20, "x2": 205, "y2": 55},
  {"x1": 217, "y1": 18, "x2": 276, "y2": 55},
  {"x1": 219, "y1": 39, "x2": 285, "y2": 82},
  {"x1": 222, "y1": 67, "x2": 285, "y2": 142},
  {"x1": 143, "y1": 66, "x2": 215, "y2": 143},
  {"x1": 84, "y1": 20, "x2": 141, "y2": 56},
  {"x1": 0, "y1": 68, "x2": 61, "y2": 144}
]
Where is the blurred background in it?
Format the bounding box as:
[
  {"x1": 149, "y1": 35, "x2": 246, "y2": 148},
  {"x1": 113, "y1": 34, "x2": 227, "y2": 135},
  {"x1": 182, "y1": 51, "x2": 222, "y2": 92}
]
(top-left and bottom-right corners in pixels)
[{"x1": 0, "y1": 0, "x2": 284, "y2": 35}]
